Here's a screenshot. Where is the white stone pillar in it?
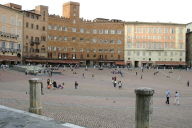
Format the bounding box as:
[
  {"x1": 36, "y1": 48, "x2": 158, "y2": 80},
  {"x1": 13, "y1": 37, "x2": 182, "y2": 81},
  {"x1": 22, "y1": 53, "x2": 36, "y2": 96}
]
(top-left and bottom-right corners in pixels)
[
  {"x1": 135, "y1": 87, "x2": 154, "y2": 128},
  {"x1": 29, "y1": 78, "x2": 43, "y2": 115}
]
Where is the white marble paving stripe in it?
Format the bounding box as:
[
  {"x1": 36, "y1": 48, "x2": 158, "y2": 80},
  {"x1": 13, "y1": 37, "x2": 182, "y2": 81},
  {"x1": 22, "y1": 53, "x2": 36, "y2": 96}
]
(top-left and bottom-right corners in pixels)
[
  {"x1": 0, "y1": 105, "x2": 53, "y2": 121},
  {"x1": 62, "y1": 123, "x2": 86, "y2": 128}
]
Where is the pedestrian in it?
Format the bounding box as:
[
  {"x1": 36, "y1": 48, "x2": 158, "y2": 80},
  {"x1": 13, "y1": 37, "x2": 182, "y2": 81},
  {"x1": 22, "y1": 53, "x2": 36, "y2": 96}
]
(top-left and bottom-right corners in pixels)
[
  {"x1": 75, "y1": 81, "x2": 78, "y2": 89},
  {"x1": 113, "y1": 80, "x2": 117, "y2": 87},
  {"x1": 140, "y1": 75, "x2": 143, "y2": 79},
  {"x1": 165, "y1": 90, "x2": 171, "y2": 104},
  {"x1": 136, "y1": 72, "x2": 137, "y2": 75},
  {"x1": 82, "y1": 73, "x2": 85, "y2": 78},
  {"x1": 118, "y1": 81, "x2": 122, "y2": 89},
  {"x1": 187, "y1": 80, "x2": 190, "y2": 87},
  {"x1": 174, "y1": 91, "x2": 180, "y2": 105}
]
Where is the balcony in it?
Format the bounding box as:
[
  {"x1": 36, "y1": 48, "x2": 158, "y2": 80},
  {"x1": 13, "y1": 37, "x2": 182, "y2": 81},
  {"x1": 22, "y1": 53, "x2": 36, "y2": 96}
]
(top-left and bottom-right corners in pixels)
[
  {"x1": 0, "y1": 31, "x2": 19, "y2": 39},
  {"x1": 30, "y1": 40, "x2": 40, "y2": 46}
]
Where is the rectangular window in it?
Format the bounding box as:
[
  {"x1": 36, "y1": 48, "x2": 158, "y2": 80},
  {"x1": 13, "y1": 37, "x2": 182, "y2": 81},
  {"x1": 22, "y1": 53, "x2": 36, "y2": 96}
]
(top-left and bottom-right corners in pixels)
[
  {"x1": 72, "y1": 37, "x2": 76, "y2": 41},
  {"x1": 179, "y1": 28, "x2": 183, "y2": 34},
  {"x1": 128, "y1": 28, "x2": 131, "y2": 33},
  {"x1": 63, "y1": 27, "x2": 67, "y2": 31},
  {"x1": 165, "y1": 28, "x2": 168, "y2": 33},
  {"x1": 153, "y1": 28, "x2": 156, "y2": 33},
  {"x1": 110, "y1": 49, "x2": 114, "y2": 53},
  {"x1": 48, "y1": 25, "x2": 52, "y2": 30},
  {"x1": 80, "y1": 28, "x2": 84, "y2": 33},
  {"x1": 110, "y1": 40, "x2": 115, "y2": 44},
  {"x1": 127, "y1": 43, "x2": 131, "y2": 48},
  {"x1": 164, "y1": 52, "x2": 167, "y2": 56},
  {"x1": 26, "y1": 22, "x2": 29, "y2": 28},
  {"x1": 158, "y1": 28, "x2": 162, "y2": 33},
  {"x1": 72, "y1": 27, "x2": 78, "y2": 32},
  {"x1": 179, "y1": 43, "x2": 183, "y2": 49},
  {"x1": 171, "y1": 28, "x2": 175, "y2": 34},
  {"x1": 1, "y1": 15, "x2": 6, "y2": 24},
  {"x1": 17, "y1": 44, "x2": 20, "y2": 50},
  {"x1": 117, "y1": 40, "x2": 122, "y2": 44},
  {"x1": 92, "y1": 38, "x2": 97, "y2": 43},
  {"x1": 10, "y1": 17, "x2": 15, "y2": 25},
  {"x1": 10, "y1": 42, "x2": 14, "y2": 49},
  {"x1": 80, "y1": 48, "x2": 83, "y2": 52},
  {"x1": 2, "y1": 42, "x2": 6, "y2": 48},
  {"x1": 143, "y1": 51, "x2": 145, "y2": 56},
  {"x1": 110, "y1": 30, "x2": 115, "y2": 34},
  {"x1": 137, "y1": 42, "x2": 140, "y2": 48},
  {"x1": 63, "y1": 37, "x2": 67, "y2": 41},
  {"x1": 36, "y1": 25, "x2": 39, "y2": 30},
  {"x1": 31, "y1": 24, "x2": 33, "y2": 29},
  {"x1": 80, "y1": 38, "x2": 84, "y2": 41},
  {"x1": 143, "y1": 42, "x2": 146, "y2": 48},
  {"x1": 104, "y1": 30, "x2": 109, "y2": 34},
  {"x1": 99, "y1": 30, "x2": 103, "y2": 34},
  {"x1": 2, "y1": 26, "x2": 6, "y2": 32},
  {"x1": 93, "y1": 29, "x2": 97, "y2": 34},
  {"x1": 164, "y1": 42, "x2": 168, "y2": 48},
  {"x1": 117, "y1": 30, "x2": 122, "y2": 34}
]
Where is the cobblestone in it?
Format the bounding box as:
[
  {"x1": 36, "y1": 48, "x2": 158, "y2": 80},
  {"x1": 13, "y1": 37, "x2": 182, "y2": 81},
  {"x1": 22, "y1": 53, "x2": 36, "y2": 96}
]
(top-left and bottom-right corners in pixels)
[{"x1": 0, "y1": 68, "x2": 192, "y2": 127}]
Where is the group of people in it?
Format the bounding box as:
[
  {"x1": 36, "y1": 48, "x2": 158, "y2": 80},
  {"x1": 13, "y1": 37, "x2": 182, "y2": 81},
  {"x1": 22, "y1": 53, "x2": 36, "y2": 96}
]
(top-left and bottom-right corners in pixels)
[
  {"x1": 0, "y1": 64, "x2": 9, "y2": 70},
  {"x1": 112, "y1": 76, "x2": 123, "y2": 89},
  {"x1": 165, "y1": 90, "x2": 180, "y2": 105},
  {"x1": 47, "y1": 78, "x2": 80, "y2": 90},
  {"x1": 47, "y1": 79, "x2": 64, "y2": 89}
]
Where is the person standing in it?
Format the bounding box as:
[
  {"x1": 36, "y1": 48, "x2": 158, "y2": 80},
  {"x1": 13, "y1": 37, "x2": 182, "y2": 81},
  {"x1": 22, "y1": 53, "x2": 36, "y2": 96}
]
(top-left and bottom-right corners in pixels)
[
  {"x1": 165, "y1": 90, "x2": 171, "y2": 104},
  {"x1": 174, "y1": 91, "x2": 180, "y2": 105}
]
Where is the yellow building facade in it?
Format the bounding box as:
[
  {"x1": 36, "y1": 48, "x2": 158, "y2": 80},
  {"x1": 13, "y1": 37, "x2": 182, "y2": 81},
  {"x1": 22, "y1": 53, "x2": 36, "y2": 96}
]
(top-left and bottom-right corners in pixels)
[
  {"x1": 0, "y1": 3, "x2": 23, "y2": 64},
  {"x1": 124, "y1": 22, "x2": 186, "y2": 67}
]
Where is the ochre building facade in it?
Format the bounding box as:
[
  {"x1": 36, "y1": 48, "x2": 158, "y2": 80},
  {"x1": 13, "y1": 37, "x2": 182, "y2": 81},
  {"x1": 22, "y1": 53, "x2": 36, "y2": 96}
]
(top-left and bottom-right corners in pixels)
[{"x1": 47, "y1": 2, "x2": 124, "y2": 66}]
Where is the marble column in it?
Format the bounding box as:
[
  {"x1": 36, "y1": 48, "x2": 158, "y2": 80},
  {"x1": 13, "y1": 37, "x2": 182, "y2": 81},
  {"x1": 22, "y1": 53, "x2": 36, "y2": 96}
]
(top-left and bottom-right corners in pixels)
[
  {"x1": 135, "y1": 87, "x2": 154, "y2": 128},
  {"x1": 29, "y1": 78, "x2": 43, "y2": 115}
]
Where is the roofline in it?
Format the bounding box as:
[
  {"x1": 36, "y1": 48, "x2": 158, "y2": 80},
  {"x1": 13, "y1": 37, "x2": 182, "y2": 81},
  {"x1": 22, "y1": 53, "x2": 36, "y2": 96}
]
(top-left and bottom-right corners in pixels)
[
  {"x1": 0, "y1": 4, "x2": 23, "y2": 14},
  {"x1": 125, "y1": 21, "x2": 186, "y2": 26},
  {"x1": 22, "y1": 10, "x2": 41, "y2": 16}
]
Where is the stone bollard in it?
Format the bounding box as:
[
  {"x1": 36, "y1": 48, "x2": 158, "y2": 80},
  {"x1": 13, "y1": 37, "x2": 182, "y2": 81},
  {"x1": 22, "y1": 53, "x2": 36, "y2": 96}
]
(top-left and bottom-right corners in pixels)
[
  {"x1": 29, "y1": 78, "x2": 43, "y2": 115},
  {"x1": 135, "y1": 87, "x2": 154, "y2": 128}
]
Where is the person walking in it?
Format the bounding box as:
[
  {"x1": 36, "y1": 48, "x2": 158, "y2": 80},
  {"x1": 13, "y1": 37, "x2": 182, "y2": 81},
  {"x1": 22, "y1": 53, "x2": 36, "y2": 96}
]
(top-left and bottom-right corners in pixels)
[
  {"x1": 187, "y1": 80, "x2": 190, "y2": 87},
  {"x1": 75, "y1": 81, "x2": 78, "y2": 89},
  {"x1": 174, "y1": 91, "x2": 180, "y2": 105},
  {"x1": 165, "y1": 90, "x2": 171, "y2": 104}
]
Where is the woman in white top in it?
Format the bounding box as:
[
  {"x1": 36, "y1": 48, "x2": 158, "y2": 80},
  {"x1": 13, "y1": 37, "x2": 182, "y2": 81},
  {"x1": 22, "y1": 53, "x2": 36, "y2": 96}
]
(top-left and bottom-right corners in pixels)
[{"x1": 174, "y1": 91, "x2": 180, "y2": 105}]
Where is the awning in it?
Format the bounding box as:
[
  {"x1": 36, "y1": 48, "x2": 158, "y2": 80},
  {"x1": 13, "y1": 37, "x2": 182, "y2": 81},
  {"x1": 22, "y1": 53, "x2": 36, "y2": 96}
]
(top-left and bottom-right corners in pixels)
[
  {"x1": 48, "y1": 60, "x2": 80, "y2": 64},
  {"x1": 25, "y1": 59, "x2": 47, "y2": 63},
  {"x1": 155, "y1": 61, "x2": 186, "y2": 66},
  {"x1": 115, "y1": 61, "x2": 125, "y2": 65},
  {"x1": 0, "y1": 55, "x2": 21, "y2": 62},
  {"x1": 26, "y1": 59, "x2": 80, "y2": 64},
  {"x1": 126, "y1": 61, "x2": 131, "y2": 64}
]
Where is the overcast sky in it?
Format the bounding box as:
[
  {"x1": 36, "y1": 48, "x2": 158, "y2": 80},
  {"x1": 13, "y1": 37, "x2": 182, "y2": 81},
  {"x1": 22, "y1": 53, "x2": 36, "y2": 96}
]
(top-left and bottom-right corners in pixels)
[{"x1": 0, "y1": 0, "x2": 191, "y2": 24}]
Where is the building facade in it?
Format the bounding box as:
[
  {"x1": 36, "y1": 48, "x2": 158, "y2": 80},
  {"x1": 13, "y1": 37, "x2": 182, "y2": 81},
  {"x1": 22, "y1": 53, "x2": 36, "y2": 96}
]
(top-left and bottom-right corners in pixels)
[
  {"x1": 47, "y1": 2, "x2": 124, "y2": 66},
  {"x1": 0, "y1": 3, "x2": 23, "y2": 64},
  {"x1": 186, "y1": 22, "x2": 192, "y2": 67},
  {"x1": 22, "y1": 5, "x2": 48, "y2": 62},
  {"x1": 124, "y1": 22, "x2": 186, "y2": 67}
]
